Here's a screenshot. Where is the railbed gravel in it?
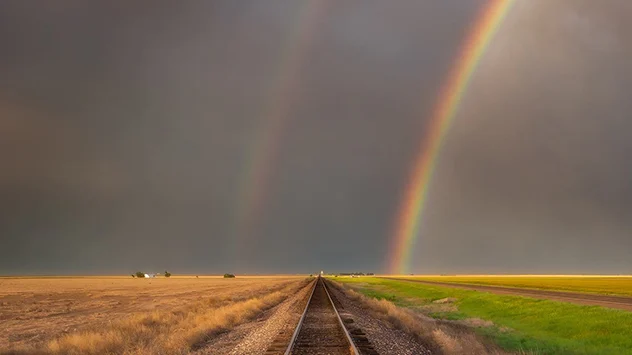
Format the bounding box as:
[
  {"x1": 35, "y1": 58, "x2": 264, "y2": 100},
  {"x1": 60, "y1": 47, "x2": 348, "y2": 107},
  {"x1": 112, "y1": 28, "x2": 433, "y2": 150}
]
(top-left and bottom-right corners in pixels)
[
  {"x1": 196, "y1": 279, "x2": 314, "y2": 355},
  {"x1": 290, "y1": 278, "x2": 350, "y2": 355},
  {"x1": 326, "y1": 280, "x2": 432, "y2": 355}
]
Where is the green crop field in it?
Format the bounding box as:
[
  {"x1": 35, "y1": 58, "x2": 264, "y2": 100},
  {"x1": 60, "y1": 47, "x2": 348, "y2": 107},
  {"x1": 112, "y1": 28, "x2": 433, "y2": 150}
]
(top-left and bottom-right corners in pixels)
[
  {"x1": 334, "y1": 277, "x2": 632, "y2": 355},
  {"x1": 393, "y1": 275, "x2": 632, "y2": 296}
]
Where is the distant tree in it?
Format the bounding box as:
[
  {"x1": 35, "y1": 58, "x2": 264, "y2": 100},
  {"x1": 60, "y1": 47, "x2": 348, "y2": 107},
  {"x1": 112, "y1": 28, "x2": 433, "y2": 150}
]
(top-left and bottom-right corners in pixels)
[
  {"x1": 131, "y1": 274, "x2": 135, "y2": 278},
  {"x1": 223, "y1": 273, "x2": 235, "y2": 278},
  {"x1": 164, "y1": 271, "x2": 171, "y2": 278},
  {"x1": 309, "y1": 274, "x2": 313, "y2": 277},
  {"x1": 135, "y1": 271, "x2": 145, "y2": 278}
]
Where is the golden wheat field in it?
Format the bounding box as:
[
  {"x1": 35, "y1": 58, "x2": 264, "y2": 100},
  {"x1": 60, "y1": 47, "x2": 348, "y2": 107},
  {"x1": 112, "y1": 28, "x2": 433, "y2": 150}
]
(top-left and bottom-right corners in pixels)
[{"x1": 0, "y1": 276, "x2": 307, "y2": 354}]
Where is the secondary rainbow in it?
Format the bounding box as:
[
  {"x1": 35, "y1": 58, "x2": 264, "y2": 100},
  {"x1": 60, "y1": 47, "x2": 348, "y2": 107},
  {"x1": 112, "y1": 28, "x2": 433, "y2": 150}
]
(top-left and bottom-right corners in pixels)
[
  {"x1": 388, "y1": 0, "x2": 513, "y2": 274},
  {"x1": 233, "y1": 1, "x2": 330, "y2": 263}
]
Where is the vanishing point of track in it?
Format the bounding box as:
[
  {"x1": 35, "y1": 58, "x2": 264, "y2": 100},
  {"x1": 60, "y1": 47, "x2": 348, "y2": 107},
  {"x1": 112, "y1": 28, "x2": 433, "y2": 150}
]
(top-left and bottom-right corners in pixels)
[
  {"x1": 288, "y1": 276, "x2": 358, "y2": 354},
  {"x1": 266, "y1": 276, "x2": 366, "y2": 355}
]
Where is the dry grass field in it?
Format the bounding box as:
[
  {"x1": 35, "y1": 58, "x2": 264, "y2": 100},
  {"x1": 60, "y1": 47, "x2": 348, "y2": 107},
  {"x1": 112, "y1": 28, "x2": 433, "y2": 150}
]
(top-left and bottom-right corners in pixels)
[{"x1": 0, "y1": 276, "x2": 308, "y2": 354}]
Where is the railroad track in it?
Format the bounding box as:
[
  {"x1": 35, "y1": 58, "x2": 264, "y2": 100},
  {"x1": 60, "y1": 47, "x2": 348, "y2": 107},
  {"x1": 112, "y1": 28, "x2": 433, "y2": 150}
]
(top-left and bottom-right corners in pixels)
[{"x1": 267, "y1": 276, "x2": 375, "y2": 355}]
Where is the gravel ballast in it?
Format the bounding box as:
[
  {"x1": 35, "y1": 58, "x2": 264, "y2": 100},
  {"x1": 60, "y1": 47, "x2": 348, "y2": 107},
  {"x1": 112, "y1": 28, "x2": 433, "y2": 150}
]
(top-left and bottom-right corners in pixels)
[
  {"x1": 197, "y1": 279, "x2": 314, "y2": 355},
  {"x1": 325, "y1": 280, "x2": 432, "y2": 355}
]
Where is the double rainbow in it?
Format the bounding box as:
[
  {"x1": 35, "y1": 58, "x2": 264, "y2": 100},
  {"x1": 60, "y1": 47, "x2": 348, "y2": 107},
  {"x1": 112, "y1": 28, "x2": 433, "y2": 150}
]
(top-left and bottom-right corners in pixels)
[{"x1": 388, "y1": 0, "x2": 514, "y2": 274}]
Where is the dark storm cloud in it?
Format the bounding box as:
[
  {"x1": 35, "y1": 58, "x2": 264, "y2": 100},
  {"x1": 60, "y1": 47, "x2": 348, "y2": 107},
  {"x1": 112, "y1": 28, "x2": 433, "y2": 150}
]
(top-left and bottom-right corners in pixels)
[{"x1": 1, "y1": 0, "x2": 630, "y2": 274}]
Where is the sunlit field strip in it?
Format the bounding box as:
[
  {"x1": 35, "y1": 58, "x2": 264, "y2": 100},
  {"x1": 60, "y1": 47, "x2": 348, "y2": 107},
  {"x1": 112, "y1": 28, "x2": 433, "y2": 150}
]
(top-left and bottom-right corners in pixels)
[
  {"x1": 386, "y1": 275, "x2": 632, "y2": 297},
  {"x1": 0, "y1": 275, "x2": 307, "y2": 279}
]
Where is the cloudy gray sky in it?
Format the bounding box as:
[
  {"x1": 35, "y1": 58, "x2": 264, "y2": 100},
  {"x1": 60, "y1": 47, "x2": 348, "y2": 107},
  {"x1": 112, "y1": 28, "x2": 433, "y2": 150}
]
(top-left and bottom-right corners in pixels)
[{"x1": 1, "y1": 0, "x2": 630, "y2": 275}]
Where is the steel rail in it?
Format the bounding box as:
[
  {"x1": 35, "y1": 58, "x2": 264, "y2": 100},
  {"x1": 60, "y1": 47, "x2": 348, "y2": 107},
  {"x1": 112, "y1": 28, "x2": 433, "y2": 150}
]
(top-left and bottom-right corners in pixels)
[
  {"x1": 285, "y1": 276, "x2": 359, "y2": 355},
  {"x1": 283, "y1": 277, "x2": 318, "y2": 355},
  {"x1": 322, "y1": 278, "x2": 360, "y2": 355}
]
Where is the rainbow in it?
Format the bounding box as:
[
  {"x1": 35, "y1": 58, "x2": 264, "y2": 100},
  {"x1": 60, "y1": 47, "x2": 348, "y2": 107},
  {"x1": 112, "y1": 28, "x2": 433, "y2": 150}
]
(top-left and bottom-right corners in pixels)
[
  {"x1": 388, "y1": 0, "x2": 513, "y2": 274},
  {"x1": 233, "y1": 1, "x2": 330, "y2": 262}
]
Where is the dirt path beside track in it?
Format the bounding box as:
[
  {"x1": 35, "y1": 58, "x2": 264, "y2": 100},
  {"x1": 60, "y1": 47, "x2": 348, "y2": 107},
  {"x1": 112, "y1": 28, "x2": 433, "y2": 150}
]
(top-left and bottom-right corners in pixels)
[{"x1": 381, "y1": 278, "x2": 632, "y2": 311}]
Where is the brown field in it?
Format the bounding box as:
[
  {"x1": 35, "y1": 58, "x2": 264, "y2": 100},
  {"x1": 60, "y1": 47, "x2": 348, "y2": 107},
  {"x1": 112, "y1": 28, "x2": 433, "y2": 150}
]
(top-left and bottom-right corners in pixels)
[{"x1": 0, "y1": 276, "x2": 307, "y2": 354}]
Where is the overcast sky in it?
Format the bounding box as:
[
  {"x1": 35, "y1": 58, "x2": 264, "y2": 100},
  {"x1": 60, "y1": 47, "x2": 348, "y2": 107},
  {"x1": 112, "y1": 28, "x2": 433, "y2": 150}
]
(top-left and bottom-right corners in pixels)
[{"x1": 1, "y1": 0, "x2": 631, "y2": 275}]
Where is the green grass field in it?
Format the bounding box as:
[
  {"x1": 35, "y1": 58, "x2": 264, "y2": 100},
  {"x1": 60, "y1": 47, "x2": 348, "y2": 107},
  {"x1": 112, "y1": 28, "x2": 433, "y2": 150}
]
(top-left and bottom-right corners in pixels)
[
  {"x1": 392, "y1": 276, "x2": 632, "y2": 297},
  {"x1": 334, "y1": 277, "x2": 632, "y2": 355}
]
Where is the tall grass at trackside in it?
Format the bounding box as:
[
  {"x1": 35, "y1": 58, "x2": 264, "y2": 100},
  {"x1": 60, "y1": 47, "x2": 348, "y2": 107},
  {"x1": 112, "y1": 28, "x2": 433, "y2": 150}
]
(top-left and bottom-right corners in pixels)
[
  {"x1": 334, "y1": 277, "x2": 632, "y2": 355},
  {"x1": 394, "y1": 276, "x2": 632, "y2": 297}
]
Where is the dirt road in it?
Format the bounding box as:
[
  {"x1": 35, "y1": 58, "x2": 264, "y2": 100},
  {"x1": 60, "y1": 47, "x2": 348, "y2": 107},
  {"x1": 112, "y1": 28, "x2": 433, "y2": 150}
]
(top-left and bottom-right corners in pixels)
[{"x1": 381, "y1": 278, "x2": 632, "y2": 311}]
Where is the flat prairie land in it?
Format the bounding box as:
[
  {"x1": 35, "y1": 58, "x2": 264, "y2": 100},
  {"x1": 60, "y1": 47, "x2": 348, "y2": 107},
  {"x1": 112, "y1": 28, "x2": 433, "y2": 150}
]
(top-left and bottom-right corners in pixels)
[
  {"x1": 336, "y1": 277, "x2": 632, "y2": 355},
  {"x1": 389, "y1": 275, "x2": 632, "y2": 296},
  {"x1": 0, "y1": 276, "x2": 307, "y2": 354}
]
